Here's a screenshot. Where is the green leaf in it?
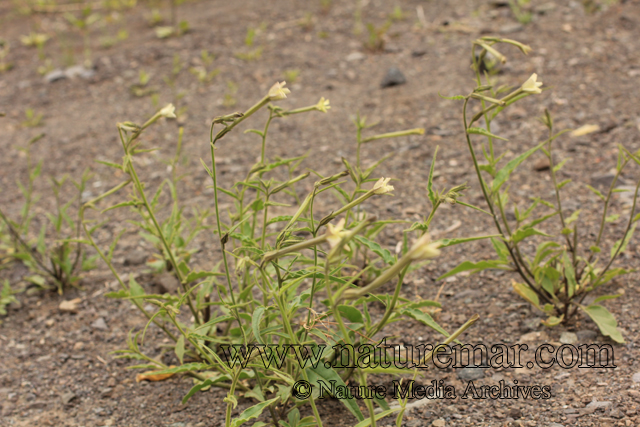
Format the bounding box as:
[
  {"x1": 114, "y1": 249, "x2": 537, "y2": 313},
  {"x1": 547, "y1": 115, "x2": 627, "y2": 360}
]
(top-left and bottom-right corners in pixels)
[
  {"x1": 541, "y1": 316, "x2": 562, "y2": 327},
  {"x1": 493, "y1": 139, "x2": 548, "y2": 192},
  {"x1": 605, "y1": 214, "x2": 620, "y2": 223},
  {"x1": 146, "y1": 363, "x2": 209, "y2": 375},
  {"x1": 557, "y1": 179, "x2": 571, "y2": 189},
  {"x1": 511, "y1": 227, "x2": 552, "y2": 244},
  {"x1": 438, "y1": 93, "x2": 466, "y2": 100},
  {"x1": 306, "y1": 364, "x2": 364, "y2": 421},
  {"x1": 354, "y1": 235, "x2": 395, "y2": 265},
  {"x1": 401, "y1": 308, "x2": 450, "y2": 338},
  {"x1": 611, "y1": 223, "x2": 637, "y2": 258},
  {"x1": 565, "y1": 209, "x2": 581, "y2": 225},
  {"x1": 185, "y1": 270, "x2": 221, "y2": 283},
  {"x1": 404, "y1": 300, "x2": 441, "y2": 310},
  {"x1": 455, "y1": 200, "x2": 492, "y2": 215},
  {"x1": 175, "y1": 335, "x2": 185, "y2": 364},
  {"x1": 252, "y1": 306, "x2": 265, "y2": 345},
  {"x1": 491, "y1": 237, "x2": 509, "y2": 261},
  {"x1": 512, "y1": 282, "x2": 540, "y2": 310},
  {"x1": 586, "y1": 185, "x2": 605, "y2": 201},
  {"x1": 563, "y1": 252, "x2": 576, "y2": 298},
  {"x1": 581, "y1": 305, "x2": 625, "y2": 343},
  {"x1": 353, "y1": 409, "x2": 402, "y2": 427},
  {"x1": 438, "y1": 260, "x2": 509, "y2": 280},
  {"x1": 467, "y1": 127, "x2": 508, "y2": 141},
  {"x1": 552, "y1": 158, "x2": 569, "y2": 173},
  {"x1": 593, "y1": 294, "x2": 622, "y2": 304},
  {"x1": 427, "y1": 146, "x2": 439, "y2": 206},
  {"x1": 129, "y1": 276, "x2": 145, "y2": 297},
  {"x1": 230, "y1": 397, "x2": 279, "y2": 427},
  {"x1": 595, "y1": 267, "x2": 633, "y2": 288},
  {"x1": 337, "y1": 305, "x2": 364, "y2": 323},
  {"x1": 437, "y1": 234, "x2": 501, "y2": 248}
]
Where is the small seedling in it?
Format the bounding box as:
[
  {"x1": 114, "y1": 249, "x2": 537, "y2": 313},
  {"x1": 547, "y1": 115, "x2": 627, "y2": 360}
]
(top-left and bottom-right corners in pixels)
[
  {"x1": 130, "y1": 70, "x2": 157, "y2": 97},
  {"x1": 20, "y1": 32, "x2": 49, "y2": 60},
  {"x1": 22, "y1": 108, "x2": 44, "y2": 127},
  {"x1": 364, "y1": 20, "x2": 392, "y2": 52},
  {"x1": 222, "y1": 81, "x2": 237, "y2": 107},
  {"x1": 283, "y1": 69, "x2": 300, "y2": 84},
  {"x1": 0, "y1": 39, "x2": 14, "y2": 72},
  {"x1": 508, "y1": 0, "x2": 532, "y2": 24}
]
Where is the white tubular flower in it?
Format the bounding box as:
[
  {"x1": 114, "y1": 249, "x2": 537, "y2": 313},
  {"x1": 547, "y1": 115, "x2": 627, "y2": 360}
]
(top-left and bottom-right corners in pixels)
[
  {"x1": 159, "y1": 103, "x2": 176, "y2": 118},
  {"x1": 521, "y1": 73, "x2": 543, "y2": 94},
  {"x1": 372, "y1": 177, "x2": 394, "y2": 195},
  {"x1": 325, "y1": 218, "x2": 348, "y2": 249},
  {"x1": 315, "y1": 97, "x2": 331, "y2": 113},
  {"x1": 408, "y1": 233, "x2": 441, "y2": 260},
  {"x1": 268, "y1": 81, "x2": 291, "y2": 101}
]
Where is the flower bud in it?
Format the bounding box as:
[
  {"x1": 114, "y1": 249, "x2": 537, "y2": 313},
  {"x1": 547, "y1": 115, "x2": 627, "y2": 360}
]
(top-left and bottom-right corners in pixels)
[
  {"x1": 159, "y1": 103, "x2": 176, "y2": 118},
  {"x1": 372, "y1": 177, "x2": 394, "y2": 195},
  {"x1": 521, "y1": 73, "x2": 543, "y2": 94},
  {"x1": 268, "y1": 81, "x2": 291, "y2": 101}
]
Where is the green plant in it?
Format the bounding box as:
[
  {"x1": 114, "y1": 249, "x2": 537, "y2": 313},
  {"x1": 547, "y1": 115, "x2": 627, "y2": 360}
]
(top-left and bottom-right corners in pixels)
[
  {"x1": 508, "y1": 0, "x2": 532, "y2": 24},
  {"x1": 0, "y1": 280, "x2": 19, "y2": 323},
  {"x1": 364, "y1": 20, "x2": 392, "y2": 52},
  {"x1": 82, "y1": 84, "x2": 483, "y2": 427},
  {"x1": 0, "y1": 134, "x2": 97, "y2": 293},
  {"x1": 223, "y1": 80, "x2": 238, "y2": 107},
  {"x1": 22, "y1": 108, "x2": 44, "y2": 128},
  {"x1": 65, "y1": 6, "x2": 102, "y2": 66},
  {"x1": 130, "y1": 69, "x2": 157, "y2": 97},
  {"x1": 189, "y1": 50, "x2": 220, "y2": 85},
  {"x1": 20, "y1": 32, "x2": 49, "y2": 60},
  {"x1": 0, "y1": 39, "x2": 14, "y2": 73},
  {"x1": 443, "y1": 37, "x2": 639, "y2": 343},
  {"x1": 163, "y1": 55, "x2": 187, "y2": 117},
  {"x1": 283, "y1": 69, "x2": 300, "y2": 84},
  {"x1": 136, "y1": 127, "x2": 212, "y2": 275}
]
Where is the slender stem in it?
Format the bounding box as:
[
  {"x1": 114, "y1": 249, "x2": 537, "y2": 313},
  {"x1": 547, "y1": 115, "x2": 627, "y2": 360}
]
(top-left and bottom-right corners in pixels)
[
  {"x1": 126, "y1": 155, "x2": 200, "y2": 324},
  {"x1": 462, "y1": 98, "x2": 549, "y2": 304}
]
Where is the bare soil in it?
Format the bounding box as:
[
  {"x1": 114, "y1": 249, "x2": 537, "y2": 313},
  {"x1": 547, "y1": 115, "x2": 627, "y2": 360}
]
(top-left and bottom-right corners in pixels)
[{"x1": 1, "y1": 0, "x2": 640, "y2": 426}]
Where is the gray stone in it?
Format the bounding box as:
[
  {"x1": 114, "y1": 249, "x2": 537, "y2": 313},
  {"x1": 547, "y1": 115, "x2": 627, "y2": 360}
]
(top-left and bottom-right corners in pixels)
[
  {"x1": 123, "y1": 250, "x2": 147, "y2": 266},
  {"x1": 91, "y1": 317, "x2": 108, "y2": 331},
  {"x1": 586, "y1": 399, "x2": 611, "y2": 410},
  {"x1": 590, "y1": 173, "x2": 625, "y2": 189},
  {"x1": 535, "y1": 2, "x2": 557, "y2": 13},
  {"x1": 346, "y1": 52, "x2": 365, "y2": 61},
  {"x1": 65, "y1": 65, "x2": 95, "y2": 79},
  {"x1": 61, "y1": 391, "x2": 77, "y2": 405},
  {"x1": 548, "y1": 424, "x2": 564, "y2": 427},
  {"x1": 457, "y1": 367, "x2": 485, "y2": 381},
  {"x1": 560, "y1": 332, "x2": 578, "y2": 344},
  {"x1": 632, "y1": 372, "x2": 640, "y2": 383},
  {"x1": 155, "y1": 272, "x2": 179, "y2": 294},
  {"x1": 500, "y1": 23, "x2": 524, "y2": 34},
  {"x1": 44, "y1": 69, "x2": 67, "y2": 83},
  {"x1": 380, "y1": 67, "x2": 406, "y2": 88},
  {"x1": 534, "y1": 157, "x2": 550, "y2": 171},
  {"x1": 576, "y1": 330, "x2": 598, "y2": 341}
]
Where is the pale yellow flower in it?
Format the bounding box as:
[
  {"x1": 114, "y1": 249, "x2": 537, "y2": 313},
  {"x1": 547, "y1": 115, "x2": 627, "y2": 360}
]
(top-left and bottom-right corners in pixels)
[
  {"x1": 315, "y1": 97, "x2": 331, "y2": 113},
  {"x1": 159, "y1": 103, "x2": 176, "y2": 118},
  {"x1": 408, "y1": 233, "x2": 441, "y2": 260},
  {"x1": 372, "y1": 177, "x2": 394, "y2": 195},
  {"x1": 521, "y1": 73, "x2": 543, "y2": 94},
  {"x1": 268, "y1": 81, "x2": 291, "y2": 101},
  {"x1": 325, "y1": 218, "x2": 348, "y2": 249}
]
